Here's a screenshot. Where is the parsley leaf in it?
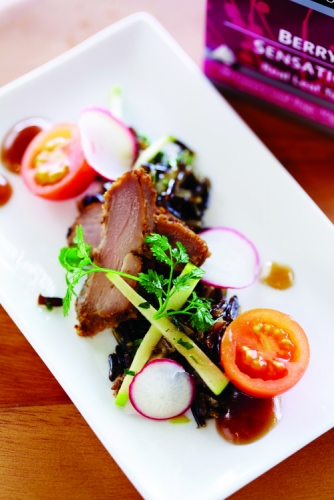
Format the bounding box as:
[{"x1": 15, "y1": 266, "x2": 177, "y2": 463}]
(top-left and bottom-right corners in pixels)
[
  {"x1": 145, "y1": 234, "x2": 172, "y2": 266},
  {"x1": 138, "y1": 269, "x2": 168, "y2": 299},
  {"x1": 171, "y1": 241, "x2": 189, "y2": 265},
  {"x1": 172, "y1": 268, "x2": 204, "y2": 292},
  {"x1": 187, "y1": 293, "x2": 214, "y2": 332}
]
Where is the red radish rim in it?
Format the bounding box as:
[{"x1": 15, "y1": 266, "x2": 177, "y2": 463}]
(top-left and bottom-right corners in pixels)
[
  {"x1": 129, "y1": 359, "x2": 195, "y2": 421},
  {"x1": 199, "y1": 226, "x2": 260, "y2": 289}
]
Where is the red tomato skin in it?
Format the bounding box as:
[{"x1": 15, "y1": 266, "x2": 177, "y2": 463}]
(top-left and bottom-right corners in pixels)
[
  {"x1": 220, "y1": 309, "x2": 310, "y2": 398},
  {"x1": 21, "y1": 123, "x2": 96, "y2": 201}
]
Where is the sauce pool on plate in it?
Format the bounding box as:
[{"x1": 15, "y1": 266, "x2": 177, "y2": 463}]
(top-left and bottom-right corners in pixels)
[
  {"x1": 216, "y1": 384, "x2": 283, "y2": 444},
  {"x1": 0, "y1": 117, "x2": 52, "y2": 207},
  {"x1": 0, "y1": 174, "x2": 12, "y2": 206},
  {"x1": 259, "y1": 261, "x2": 294, "y2": 290},
  {"x1": 1, "y1": 117, "x2": 51, "y2": 174}
]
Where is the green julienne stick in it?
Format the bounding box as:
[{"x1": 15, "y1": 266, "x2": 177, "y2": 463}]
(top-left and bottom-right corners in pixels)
[
  {"x1": 115, "y1": 262, "x2": 201, "y2": 406},
  {"x1": 108, "y1": 273, "x2": 229, "y2": 396}
]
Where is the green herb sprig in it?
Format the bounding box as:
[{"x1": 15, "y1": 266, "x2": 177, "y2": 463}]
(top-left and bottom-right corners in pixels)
[{"x1": 59, "y1": 226, "x2": 213, "y2": 332}]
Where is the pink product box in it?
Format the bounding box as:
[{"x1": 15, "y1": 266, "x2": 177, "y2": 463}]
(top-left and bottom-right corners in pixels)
[{"x1": 204, "y1": 0, "x2": 334, "y2": 130}]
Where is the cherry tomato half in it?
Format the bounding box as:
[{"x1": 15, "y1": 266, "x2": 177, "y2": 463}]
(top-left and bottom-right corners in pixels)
[
  {"x1": 21, "y1": 123, "x2": 96, "y2": 200},
  {"x1": 220, "y1": 308, "x2": 310, "y2": 398}
]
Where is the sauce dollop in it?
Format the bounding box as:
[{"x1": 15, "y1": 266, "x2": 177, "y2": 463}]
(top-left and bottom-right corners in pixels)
[
  {"x1": 259, "y1": 261, "x2": 294, "y2": 290},
  {"x1": 216, "y1": 385, "x2": 282, "y2": 444},
  {"x1": 1, "y1": 117, "x2": 51, "y2": 174},
  {"x1": 0, "y1": 174, "x2": 12, "y2": 206}
]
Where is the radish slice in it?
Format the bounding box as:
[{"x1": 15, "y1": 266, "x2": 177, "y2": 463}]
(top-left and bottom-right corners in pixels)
[
  {"x1": 129, "y1": 359, "x2": 195, "y2": 420},
  {"x1": 78, "y1": 106, "x2": 137, "y2": 180},
  {"x1": 199, "y1": 227, "x2": 260, "y2": 289}
]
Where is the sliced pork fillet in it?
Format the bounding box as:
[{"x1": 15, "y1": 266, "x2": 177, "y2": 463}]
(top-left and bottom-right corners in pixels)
[
  {"x1": 75, "y1": 169, "x2": 156, "y2": 336},
  {"x1": 67, "y1": 202, "x2": 103, "y2": 249}
]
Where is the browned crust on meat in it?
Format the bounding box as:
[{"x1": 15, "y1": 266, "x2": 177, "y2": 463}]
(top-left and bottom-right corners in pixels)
[{"x1": 153, "y1": 208, "x2": 210, "y2": 267}]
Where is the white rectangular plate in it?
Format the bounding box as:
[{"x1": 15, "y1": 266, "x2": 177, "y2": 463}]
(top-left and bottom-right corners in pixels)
[{"x1": 1, "y1": 13, "x2": 334, "y2": 500}]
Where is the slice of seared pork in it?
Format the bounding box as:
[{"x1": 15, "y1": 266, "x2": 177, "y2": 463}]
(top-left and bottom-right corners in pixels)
[
  {"x1": 73, "y1": 169, "x2": 210, "y2": 337},
  {"x1": 67, "y1": 202, "x2": 103, "y2": 249},
  {"x1": 75, "y1": 170, "x2": 156, "y2": 336}
]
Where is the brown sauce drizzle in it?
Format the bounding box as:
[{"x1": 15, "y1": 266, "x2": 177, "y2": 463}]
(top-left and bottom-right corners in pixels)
[
  {"x1": 38, "y1": 294, "x2": 63, "y2": 310},
  {"x1": 1, "y1": 117, "x2": 51, "y2": 174},
  {"x1": 259, "y1": 261, "x2": 294, "y2": 290},
  {"x1": 0, "y1": 174, "x2": 12, "y2": 206},
  {"x1": 216, "y1": 385, "x2": 282, "y2": 444}
]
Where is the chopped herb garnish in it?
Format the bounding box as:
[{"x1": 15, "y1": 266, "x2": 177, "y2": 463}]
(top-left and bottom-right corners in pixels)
[
  {"x1": 131, "y1": 339, "x2": 143, "y2": 355},
  {"x1": 175, "y1": 338, "x2": 194, "y2": 350},
  {"x1": 138, "y1": 301, "x2": 151, "y2": 309},
  {"x1": 176, "y1": 149, "x2": 194, "y2": 167},
  {"x1": 136, "y1": 134, "x2": 150, "y2": 150},
  {"x1": 124, "y1": 369, "x2": 136, "y2": 376},
  {"x1": 189, "y1": 355, "x2": 199, "y2": 364}
]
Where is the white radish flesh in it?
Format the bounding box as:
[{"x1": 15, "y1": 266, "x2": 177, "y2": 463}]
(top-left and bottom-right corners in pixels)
[
  {"x1": 199, "y1": 227, "x2": 260, "y2": 289},
  {"x1": 78, "y1": 106, "x2": 137, "y2": 180},
  {"x1": 129, "y1": 359, "x2": 195, "y2": 420}
]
